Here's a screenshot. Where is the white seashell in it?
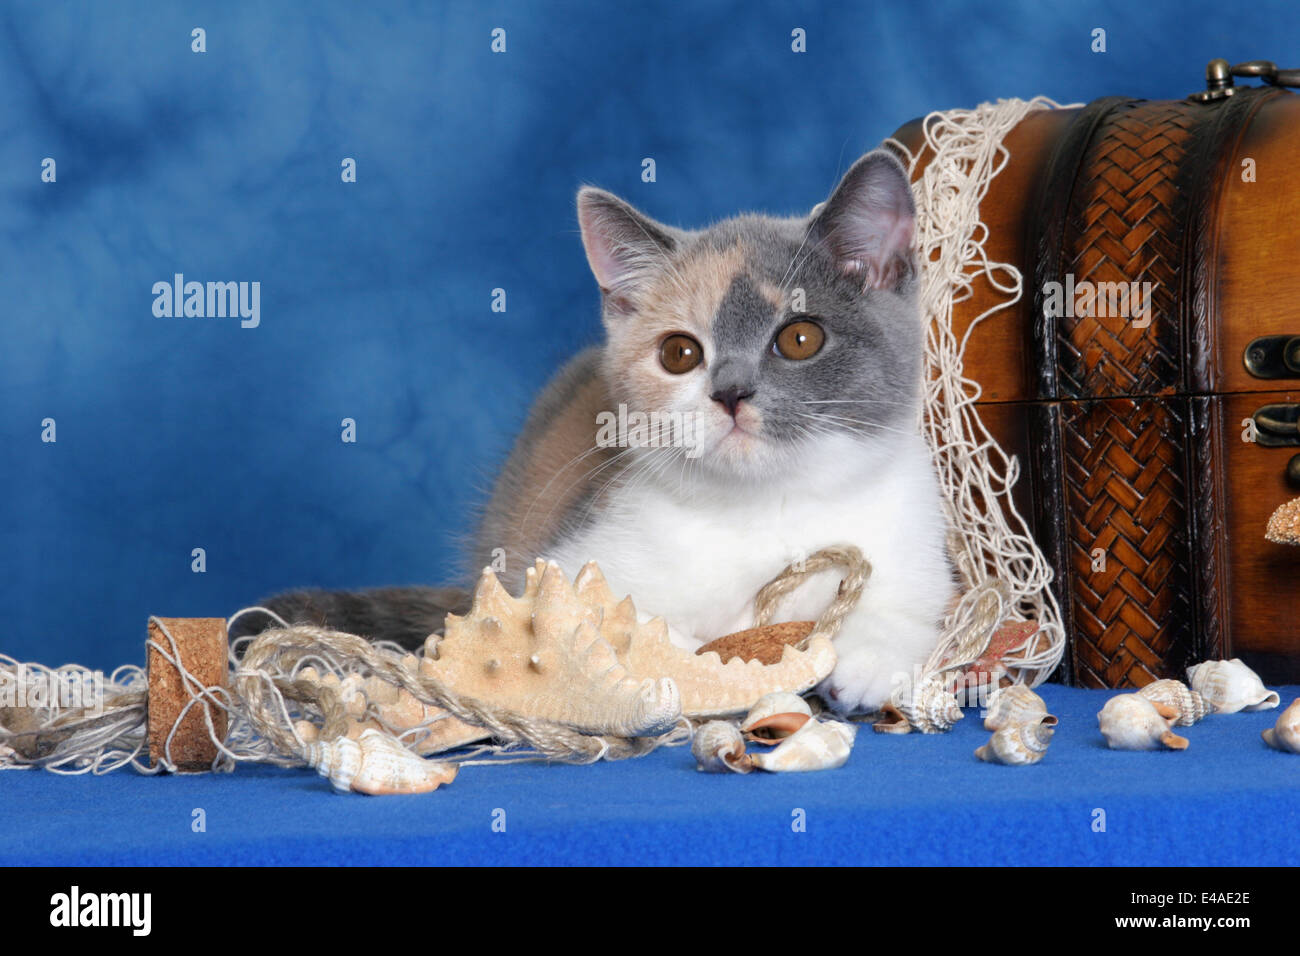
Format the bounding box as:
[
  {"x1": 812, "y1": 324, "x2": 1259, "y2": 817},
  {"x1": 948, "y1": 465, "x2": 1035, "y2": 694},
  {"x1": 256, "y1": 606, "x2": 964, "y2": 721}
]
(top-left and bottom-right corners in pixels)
[
  {"x1": 1137, "y1": 679, "x2": 1210, "y2": 726},
  {"x1": 1261, "y1": 698, "x2": 1300, "y2": 753},
  {"x1": 305, "y1": 729, "x2": 457, "y2": 795},
  {"x1": 975, "y1": 716, "x2": 1055, "y2": 765},
  {"x1": 692, "y1": 721, "x2": 753, "y2": 773},
  {"x1": 740, "y1": 692, "x2": 813, "y2": 744},
  {"x1": 875, "y1": 675, "x2": 963, "y2": 734},
  {"x1": 1186, "y1": 659, "x2": 1280, "y2": 714},
  {"x1": 749, "y1": 719, "x2": 856, "y2": 772},
  {"x1": 1097, "y1": 694, "x2": 1189, "y2": 751},
  {"x1": 983, "y1": 684, "x2": 1054, "y2": 731}
]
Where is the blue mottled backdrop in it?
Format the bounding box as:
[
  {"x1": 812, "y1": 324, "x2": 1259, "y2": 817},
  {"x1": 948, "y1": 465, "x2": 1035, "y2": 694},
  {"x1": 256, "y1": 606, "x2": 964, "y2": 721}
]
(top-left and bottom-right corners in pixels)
[{"x1": 3, "y1": 0, "x2": 1298, "y2": 668}]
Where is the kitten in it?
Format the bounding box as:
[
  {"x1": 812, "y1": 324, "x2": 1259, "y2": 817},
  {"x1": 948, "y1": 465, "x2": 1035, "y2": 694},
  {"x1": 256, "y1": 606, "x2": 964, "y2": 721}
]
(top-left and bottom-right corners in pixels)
[{"x1": 246, "y1": 149, "x2": 955, "y2": 714}]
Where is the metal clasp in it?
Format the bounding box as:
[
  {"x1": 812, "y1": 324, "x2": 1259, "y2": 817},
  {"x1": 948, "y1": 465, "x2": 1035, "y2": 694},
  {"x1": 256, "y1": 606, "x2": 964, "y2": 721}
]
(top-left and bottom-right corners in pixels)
[
  {"x1": 1253, "y1": 404, "x2": 1300, "y2": 447},
  {"x1": 1244, "y1": 336, "x2": 1300, "y2": 379},
  {"x1": 1190, "y1": 58, "x2": 1300, "y2": 103}
]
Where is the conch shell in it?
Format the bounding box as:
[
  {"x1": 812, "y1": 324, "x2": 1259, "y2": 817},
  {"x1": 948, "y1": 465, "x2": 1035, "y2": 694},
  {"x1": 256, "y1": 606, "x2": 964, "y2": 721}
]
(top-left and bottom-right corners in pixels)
[
  {"x1": 1097, "y1": 694, "x2": 1189, "y2": 751},
  {"x1": 874, "y1": 675, "x2": 963, "y2": 734},
  {"x1": 692, "y1": 721, "x2": 753, "y2": 773},
  {"x1": 304, "y1": 728, "x2": 457, "y2": 795},
  {"x1": 1186, "y1": 658, "x2": 1280, "y2": 714},
  {"x1": 1137, "y1": 679, "x2": 1210, "y2": 726},
  {"x1": 975, "y1": 716, "x2": 1054, "y2": 765},
  {"x1": 748, "y1": 718, "x2": 856, "y2": 772},
  {"x1": 740, "y1": 692, "x2": 812, "y2": 744},
  {"x1": 1261, "y1": 698, "x2": 1300, "y2": 753},
  {"x1": 983, "y1": 684, "x2": 1054, "y2": 731}
]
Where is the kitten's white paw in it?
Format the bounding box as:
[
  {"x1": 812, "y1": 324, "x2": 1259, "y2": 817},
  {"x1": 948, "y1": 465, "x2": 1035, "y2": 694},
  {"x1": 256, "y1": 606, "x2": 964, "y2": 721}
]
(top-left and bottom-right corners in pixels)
[{"x1": 818, "y1": 644, "x2": 915, "y2": 715}]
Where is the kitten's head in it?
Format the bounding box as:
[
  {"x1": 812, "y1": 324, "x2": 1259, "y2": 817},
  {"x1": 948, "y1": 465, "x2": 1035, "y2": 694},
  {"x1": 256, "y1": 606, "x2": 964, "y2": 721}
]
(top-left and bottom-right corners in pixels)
[{"x1": 577, "y1": 149, "x2": 920, "y2": 482}]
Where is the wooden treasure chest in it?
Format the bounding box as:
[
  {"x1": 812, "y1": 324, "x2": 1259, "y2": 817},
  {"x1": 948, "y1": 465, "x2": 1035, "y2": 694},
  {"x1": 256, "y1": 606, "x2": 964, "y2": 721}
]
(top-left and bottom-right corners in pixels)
[{"x1": 893, "y1": 59, "x2": 1300, "y2": 688}]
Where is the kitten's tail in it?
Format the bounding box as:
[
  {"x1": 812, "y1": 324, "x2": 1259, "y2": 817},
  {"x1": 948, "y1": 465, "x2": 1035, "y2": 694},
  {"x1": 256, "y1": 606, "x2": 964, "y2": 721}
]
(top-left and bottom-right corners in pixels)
[{"x1": 231, "y1": 585, "x2": 472, "y2": 653}]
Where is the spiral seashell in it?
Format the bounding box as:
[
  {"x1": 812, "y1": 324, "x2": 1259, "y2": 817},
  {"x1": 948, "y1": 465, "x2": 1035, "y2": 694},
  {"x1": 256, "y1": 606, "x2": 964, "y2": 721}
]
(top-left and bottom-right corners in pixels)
[
  {"x1": 983, "y1": 684, "x2": 1054, "y2": 731},
  {"x1": 975, "y1": 715, "x2": 1055, "y2": 765},
  {"x1": 740, "y1": 692, "x2": 813, "y2": 744},
  {"x1": 875, "y1": 675, "x2": 963, "y2": 734},
  {"x1": 692, "y1": 720, "x2": 753, "y2": 773},
  {"x1": 1186, "y1": 658, "x2": 1280, "y2": 714},
  {"x1": 1097, "y1": 694, "x2": 1189, "y2": 751},
  {"x1": 1137, "y1": 679, "x2": 1210, "y2": 726},
  {"x1": 1261, "y1": 698, "x2": 1300, "y2": 754},
  {"x1": 305, "y1": 729, "x2": 457, "y2": 795},
  {"x1": 749, "y1": 718, "x2": 856, "y2": 772}
]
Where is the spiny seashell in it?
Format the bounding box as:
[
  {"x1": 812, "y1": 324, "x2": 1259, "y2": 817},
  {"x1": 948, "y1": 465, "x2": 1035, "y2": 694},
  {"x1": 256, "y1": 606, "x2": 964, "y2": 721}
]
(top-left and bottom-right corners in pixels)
[
  {"x1": 1186, "y1": 659, "x2": 1279, "y2": 714},
  {"x1": 564, "y1": 560, "x2": 837, "y2": 718},
  {"x1": 983, "y1": 684, "x2": 1054, "y2": 731},
  {"x1": 304, "y1": 729, "x2": 457, "y2": 795},
  {"x1": 692, "y1": 720, "x2": 753, "y2": 773},
  {"x1": 749, "y1": 718, "x2": 856, "y2": 772},
  {"x1": 1137, "y1": 679, "x2": 1210, "y2": 726},
  {"x1": 874, "y1": 675, "x2": 963, "y2": 734},
  {"x1": 1261, "y1": 698, "x2": 1300, "y2": 753},
  {"x1": 975, "y1": 716, "x2": 1055, "y2": 765},
  {"x1": 740, "y1": 692, "x2": 813, "y2": 744},
  {"x1": 421, "y1": 562, "x2": 682, "y2": 738},
  {"x1": 1097, "y1": 694, "x2": 1188, "y2": 751}
]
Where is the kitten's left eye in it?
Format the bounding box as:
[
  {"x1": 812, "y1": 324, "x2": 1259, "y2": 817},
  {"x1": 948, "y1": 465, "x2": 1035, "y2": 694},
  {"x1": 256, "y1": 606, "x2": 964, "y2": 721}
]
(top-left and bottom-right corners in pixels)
[{"x1": 773, "y1": 320, "x2": 825, "y2": 360}]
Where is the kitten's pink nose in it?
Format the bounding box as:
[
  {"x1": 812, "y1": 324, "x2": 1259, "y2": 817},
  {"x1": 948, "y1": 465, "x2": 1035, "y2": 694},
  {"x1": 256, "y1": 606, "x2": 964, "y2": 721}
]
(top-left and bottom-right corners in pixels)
[{"x1": 710, "y1": 385, "x2": 755, "y2": 418}]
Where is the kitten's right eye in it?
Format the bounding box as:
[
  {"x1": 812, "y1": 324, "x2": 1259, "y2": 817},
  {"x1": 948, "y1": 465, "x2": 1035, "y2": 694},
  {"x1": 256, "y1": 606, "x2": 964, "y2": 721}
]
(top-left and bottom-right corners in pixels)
[{"x1": 659, "y1": 334, "x2": 703, "y2": 374}]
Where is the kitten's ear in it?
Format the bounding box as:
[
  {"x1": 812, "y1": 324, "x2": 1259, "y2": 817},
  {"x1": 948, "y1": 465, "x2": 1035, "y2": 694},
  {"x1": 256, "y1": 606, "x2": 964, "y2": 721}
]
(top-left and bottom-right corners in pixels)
[
  {"x1": 809, "y1": 149, "x2": 916, "y2": 293},
  {"x1": 577, "y1": 187, "x2": 677, "y2": 311}
]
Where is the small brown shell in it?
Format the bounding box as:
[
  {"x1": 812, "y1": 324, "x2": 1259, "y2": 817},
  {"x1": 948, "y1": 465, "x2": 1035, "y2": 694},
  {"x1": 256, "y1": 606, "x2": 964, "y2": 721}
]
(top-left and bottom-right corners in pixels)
[{"x1": 692, "y1": 721, "x2": 753, "y2": 773}]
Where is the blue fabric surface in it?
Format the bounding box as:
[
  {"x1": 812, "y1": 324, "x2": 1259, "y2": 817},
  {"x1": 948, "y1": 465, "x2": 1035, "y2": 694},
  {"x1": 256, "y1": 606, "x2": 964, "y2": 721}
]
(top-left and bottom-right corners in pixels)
[{"x1": 3, "y1": 684, "x2": 1298, "y2": 866}]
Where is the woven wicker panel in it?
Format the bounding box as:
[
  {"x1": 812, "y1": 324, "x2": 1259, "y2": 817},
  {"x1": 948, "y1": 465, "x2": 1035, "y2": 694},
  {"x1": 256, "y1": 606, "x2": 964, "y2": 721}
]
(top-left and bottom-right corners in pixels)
[
  {"x1": 1063, "y1": 397, "x2": 1195, "y2": 687},
  {"x1": 1055, "y1": 99, "x2": 1204, "y2": 400}
]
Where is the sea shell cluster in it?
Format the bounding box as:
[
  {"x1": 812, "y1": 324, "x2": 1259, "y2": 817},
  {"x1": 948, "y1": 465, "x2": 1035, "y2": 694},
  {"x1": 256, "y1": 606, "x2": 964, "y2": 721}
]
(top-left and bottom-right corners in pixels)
[
  {"x1": 304, "y1": 728, "x2": 458, "y2": 795},
  {"x1": 974, "y1": 684, "x2": 1056, "y2": 765},
  {"x1": 1094, "y1": 660, "x2": 1282, "y2": 752},
  {"x1": 693, "y1": 692, "x2": 855, "y2": 774}
]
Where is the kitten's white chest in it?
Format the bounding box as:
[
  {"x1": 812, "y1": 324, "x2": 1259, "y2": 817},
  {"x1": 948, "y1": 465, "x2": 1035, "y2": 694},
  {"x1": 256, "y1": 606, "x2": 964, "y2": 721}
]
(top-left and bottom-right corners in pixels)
[{"x1": 545, "y1": 436, "x2": 947, "y2": 648}]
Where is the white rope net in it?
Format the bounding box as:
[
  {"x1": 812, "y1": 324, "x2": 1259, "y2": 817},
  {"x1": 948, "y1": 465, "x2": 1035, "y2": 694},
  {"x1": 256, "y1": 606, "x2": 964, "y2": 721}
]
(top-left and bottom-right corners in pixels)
[
  {"x1": 0, "y1": 98, "x2": 1072, "y2": 774},
  {"x1": 887, "y1": 96, "x2": 1072, "y2": 689}
]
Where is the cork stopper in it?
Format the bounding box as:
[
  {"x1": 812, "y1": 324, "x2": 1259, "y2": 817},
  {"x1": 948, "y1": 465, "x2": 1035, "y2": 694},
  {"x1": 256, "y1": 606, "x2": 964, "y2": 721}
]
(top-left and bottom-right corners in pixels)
[
  {"x1": 696, "y1": 620, "x2": 816, "y2": 665},
  {"x1": 147, "y1": 617, "x2": 229, "y2": 770}
]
